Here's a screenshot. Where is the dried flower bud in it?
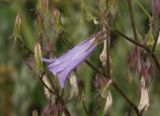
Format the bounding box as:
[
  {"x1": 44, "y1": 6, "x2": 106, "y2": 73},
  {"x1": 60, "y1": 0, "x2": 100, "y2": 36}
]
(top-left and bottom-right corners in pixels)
[
  {"x1": 100, "y1": 40, "x2": 107, "y2": 66},
  {"x1": 42, "y1": 75, "x2": 52, "y2": 99},
  {"x1": 128, "y1": 47, "x2": 141, "y2": 73},
  {"x1": 51, "y1": 8, "x2": 62, "y2": 33},
  {"x1": 12, "y1": 13, "x2": 22, "y2": 44},
  {"x1": 15, "y1": 14, "x2": 22, "y2": 32},
  {"x1": 94, "y1": 70, "x2": 108, "y2": 90},
  {"x1": 104, "y1": 91, "x2": 112, "y2": 115},
  {"x1": 34, "y1": 42, "x2": 43, "y2": 74},
  {"x1": 69, "y1": 71, "x2": 79, "y2": 99},
  {"x1": 157, "y1": 30, "x2": 160, "y2": 44},
  {"x1": 109, "y1": 0, "x2": 119, "y2": 18},
  {"x1": 41, "y1": 100, "x2": 63, "y2": 116},
  {"x1": 43, "y1": 0, "x2": 49, "y2": 13},
  {"x1": 152, "y1": 0, "x2": 160, "y2": 31},
  {"x1": 152, "y1": 0, "x2": 160, "y2": 17},
  {"x1": 138, "y1": 76, "x2": 149, "y2": 111},
  {"x1": 36, "y1": 13, "x2": 44, "y2": 36},
  {"x1": 140, "y1": 60, "x2": 150, "y2": 82}
]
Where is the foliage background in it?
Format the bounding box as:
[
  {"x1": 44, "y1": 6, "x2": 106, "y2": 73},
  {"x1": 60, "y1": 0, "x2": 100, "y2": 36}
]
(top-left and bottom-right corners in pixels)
[{"x1": 0, "y1": 0, "x2": 160, "y2": 116}]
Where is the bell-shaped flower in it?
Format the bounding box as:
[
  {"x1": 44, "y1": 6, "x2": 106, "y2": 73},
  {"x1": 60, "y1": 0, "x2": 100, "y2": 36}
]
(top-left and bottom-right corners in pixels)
[{"x1": 42, "y1": 31, "x2": 105, "y2": 88}]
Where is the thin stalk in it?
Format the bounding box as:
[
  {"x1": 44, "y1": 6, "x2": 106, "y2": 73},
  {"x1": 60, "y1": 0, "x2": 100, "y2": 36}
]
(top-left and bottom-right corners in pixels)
[
  {"x1": 82, "y1": 101, "x2": 90, "y2": 116},
  {"x1": 106, "y1": 35, "x2": 110, "y2": 76},
  {"x1": 114, "y1": 29, "x2": 160, "y2": 71},
  {"x1": 114, "y1": 30, "x2": 148, "y2": 51},
  {"x1": 39, "y1": 71, "x2": 55, "y2": 94},
  {"x1": 152, "y1": 30, "x2": 160, "y2": 52},
  {"x1": 112, "y1": 82, "x2": 140, "y2": 116},
  {"x1": 127, "y1": 0, "x2": 138, "y2": 40},
  {"x1": 135, "y1": 0, "x2": 151, "y2": 18}
]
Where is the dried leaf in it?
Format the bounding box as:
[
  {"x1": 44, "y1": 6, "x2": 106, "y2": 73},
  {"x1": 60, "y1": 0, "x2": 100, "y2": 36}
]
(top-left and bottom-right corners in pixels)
[{"x1": 12, "y1": 13, "x2": 22, "y2": 45}]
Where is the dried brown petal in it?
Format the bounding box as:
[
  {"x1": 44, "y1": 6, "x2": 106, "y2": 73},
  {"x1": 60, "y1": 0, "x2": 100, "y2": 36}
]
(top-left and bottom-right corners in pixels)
[
  {"x1": 69, "y1": 71, "x2": 79, "y2": 99},
  {"x1": 152, "y1": 0, "x2": 160, "y2": 17},
  {"x1": 138, "y1": 76, "x2": 149, "y2": 111},
  {"x1": 94, "y1": 70, "x2": 108, "y2": 90},
  {"x1": 128, "y1": 47, "x2": 141, "y2": 72},
  {"x1": 42, "y1": 75, "x2": 52, "y2": 99},
  {"x1": 104, "y1": 92, "x2": 112, "y2": 115},
  {"x1": 100, "y1": 40, "x2": 107, "y2": 66},
  {"x1": 41, "y1": 100, "x2": 63, "y2": 116}
]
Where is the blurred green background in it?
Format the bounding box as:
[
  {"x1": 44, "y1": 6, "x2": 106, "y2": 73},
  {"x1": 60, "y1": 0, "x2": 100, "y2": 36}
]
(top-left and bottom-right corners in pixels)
[{"x1": 0, "y1": 0, "x2": 160, "y2": 116}]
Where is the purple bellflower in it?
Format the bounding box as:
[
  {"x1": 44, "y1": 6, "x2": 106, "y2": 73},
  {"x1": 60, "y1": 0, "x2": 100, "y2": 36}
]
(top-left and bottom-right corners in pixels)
[{"x1": 42, "y1": 31, "x2": 105, "y2": 88}]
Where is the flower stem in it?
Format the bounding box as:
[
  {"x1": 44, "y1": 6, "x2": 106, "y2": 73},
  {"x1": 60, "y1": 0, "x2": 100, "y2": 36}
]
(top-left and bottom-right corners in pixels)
[{"x1": 127, "y1": 0, "x2": 138, "y2": 41}]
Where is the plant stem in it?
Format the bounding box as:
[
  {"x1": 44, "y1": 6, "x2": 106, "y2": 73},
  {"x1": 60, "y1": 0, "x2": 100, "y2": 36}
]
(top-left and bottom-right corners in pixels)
[
  {"x1": 39, "y1": 71, "x2": 55, "y2": 94},
  {"x1": 112, "y1": 82, "x2": 140, "y2": 115},
  {"x1": 114, "y1": 30, "x2": 147, "y2": 50},
  {"x1": 114, "y1": 29, "x2": 160, "y2": 71},
  {"x1": 152, "y1": 29, "x2": 160, "y2": 52},
  {"x1": 127, "y1": 0, "x2": 138, "y2": 40}
]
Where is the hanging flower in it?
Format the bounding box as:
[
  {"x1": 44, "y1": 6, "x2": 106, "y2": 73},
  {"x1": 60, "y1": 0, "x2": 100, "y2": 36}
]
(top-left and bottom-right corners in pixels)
[{"x1": 42, "y1": 31, "x2": 105, "y2": 88}]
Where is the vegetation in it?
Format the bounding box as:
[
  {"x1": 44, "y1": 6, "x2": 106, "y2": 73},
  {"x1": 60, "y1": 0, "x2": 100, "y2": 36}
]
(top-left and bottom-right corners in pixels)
[{"x1": 0, "y1": 0, "x2": 160, "y2": 116}]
